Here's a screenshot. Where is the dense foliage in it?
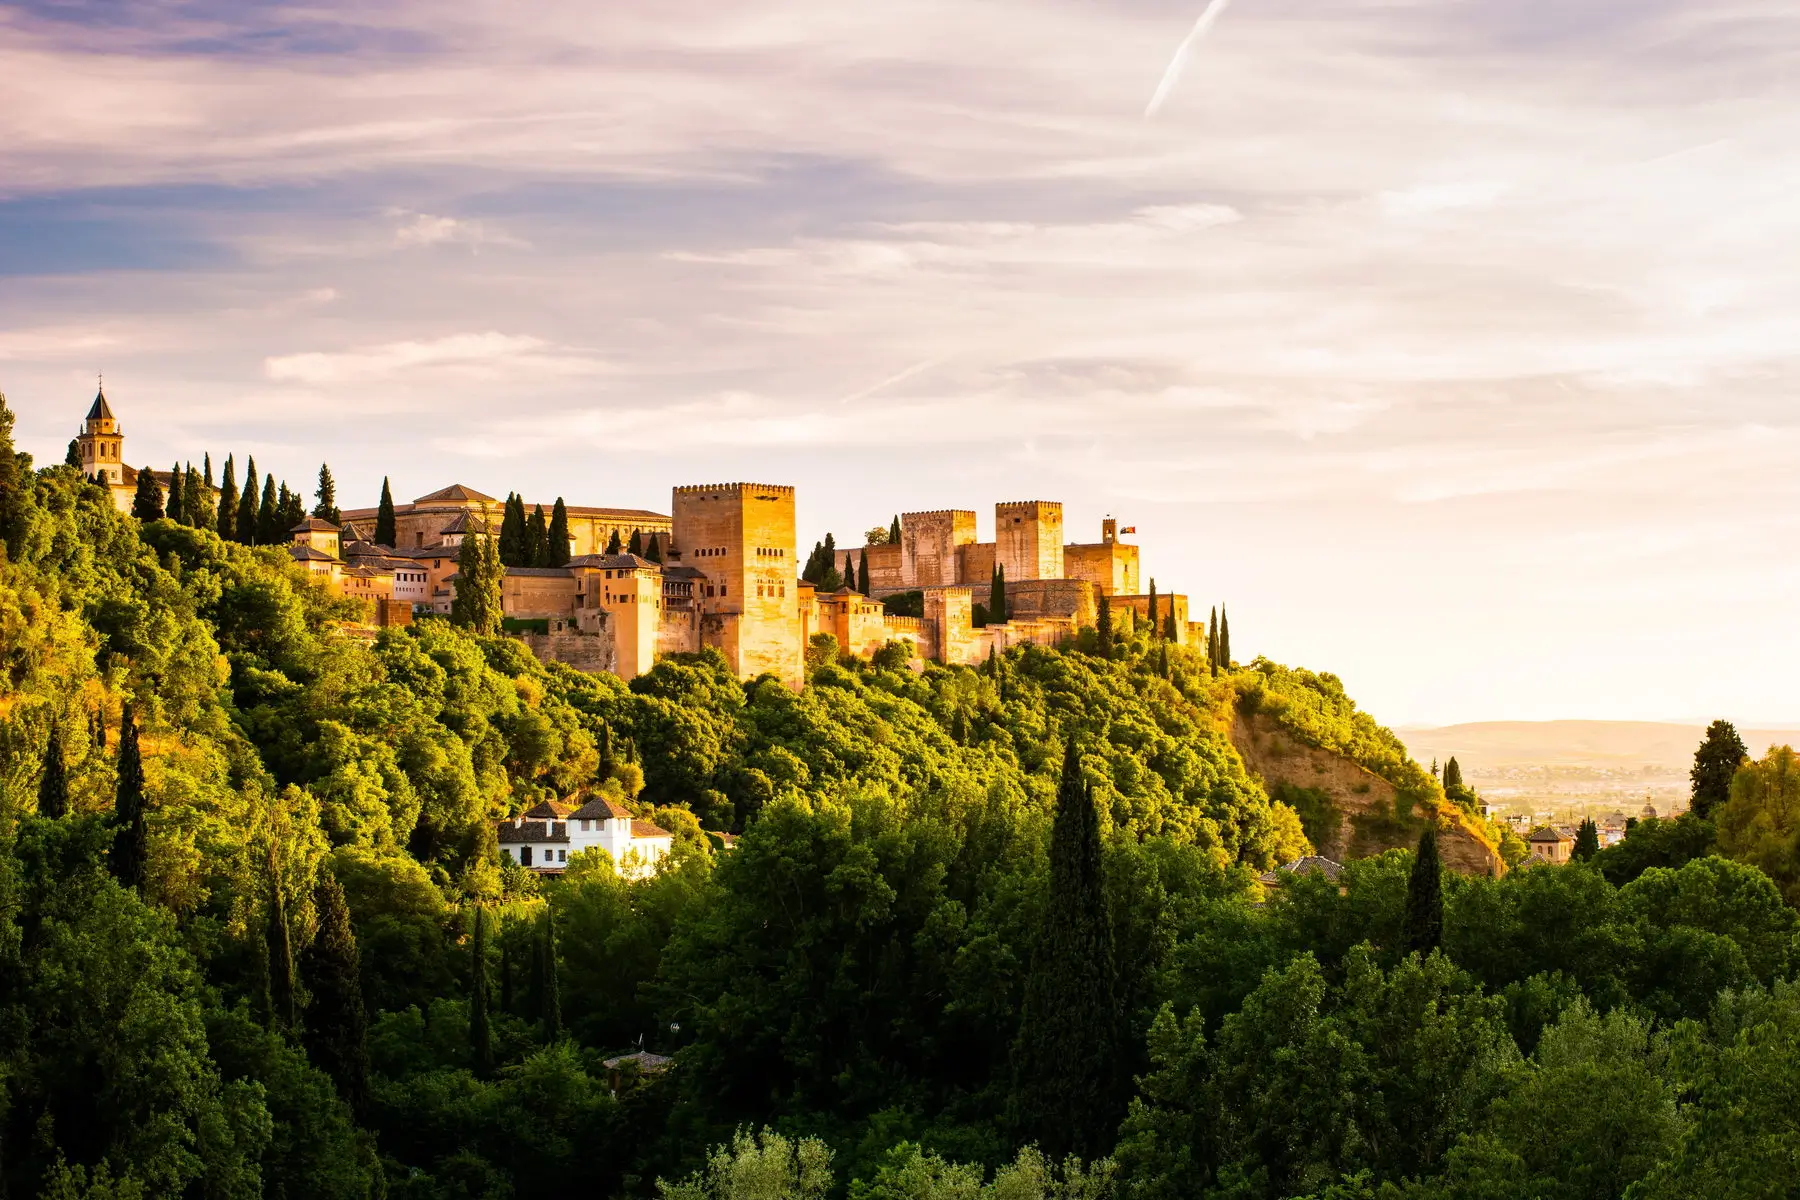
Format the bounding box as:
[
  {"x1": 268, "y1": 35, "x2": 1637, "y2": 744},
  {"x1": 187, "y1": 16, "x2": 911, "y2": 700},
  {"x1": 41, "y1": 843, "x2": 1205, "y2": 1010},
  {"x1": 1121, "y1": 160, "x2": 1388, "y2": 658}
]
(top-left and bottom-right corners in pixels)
[{"x1": 4, "y1": 410, "x2": 1800, "y2": 1198}]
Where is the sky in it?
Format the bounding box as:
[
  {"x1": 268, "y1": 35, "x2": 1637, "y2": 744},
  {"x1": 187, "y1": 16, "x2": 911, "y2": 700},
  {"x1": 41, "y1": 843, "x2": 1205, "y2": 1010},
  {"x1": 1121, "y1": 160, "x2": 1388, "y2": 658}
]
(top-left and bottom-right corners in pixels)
[{"x1": 2, "y1": 0, "x2": 1798, "y2": 727}]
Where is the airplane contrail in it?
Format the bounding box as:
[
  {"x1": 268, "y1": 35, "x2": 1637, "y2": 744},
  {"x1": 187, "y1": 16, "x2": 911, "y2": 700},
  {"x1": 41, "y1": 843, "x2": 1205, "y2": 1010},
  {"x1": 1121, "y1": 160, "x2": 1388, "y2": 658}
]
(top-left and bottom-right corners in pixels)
[{"x1": 1144, "y1": 0, "x2": 1234, "y2": 118}]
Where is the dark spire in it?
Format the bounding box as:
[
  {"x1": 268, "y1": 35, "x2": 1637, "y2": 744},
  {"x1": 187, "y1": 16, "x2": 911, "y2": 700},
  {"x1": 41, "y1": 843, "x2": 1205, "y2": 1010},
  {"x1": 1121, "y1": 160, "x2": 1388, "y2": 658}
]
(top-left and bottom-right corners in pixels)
[{"x1": 86, "y1": 378, "x2": 115, "y2": 422}]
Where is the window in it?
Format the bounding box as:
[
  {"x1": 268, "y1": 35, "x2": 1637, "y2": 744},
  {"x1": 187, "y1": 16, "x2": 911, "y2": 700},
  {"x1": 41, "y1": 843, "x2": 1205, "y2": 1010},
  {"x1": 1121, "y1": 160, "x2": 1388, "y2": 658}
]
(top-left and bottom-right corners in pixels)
[{"x1": 559, "y1": 849, "x2": 567, "y2": 862}]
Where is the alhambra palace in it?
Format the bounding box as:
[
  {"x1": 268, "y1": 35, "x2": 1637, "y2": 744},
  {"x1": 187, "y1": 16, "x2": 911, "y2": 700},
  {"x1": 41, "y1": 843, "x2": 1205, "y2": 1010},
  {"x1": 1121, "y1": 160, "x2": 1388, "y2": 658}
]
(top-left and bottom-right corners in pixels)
[{"x1": 72, "y1": 391, "x2": 1205, "y2": 687}]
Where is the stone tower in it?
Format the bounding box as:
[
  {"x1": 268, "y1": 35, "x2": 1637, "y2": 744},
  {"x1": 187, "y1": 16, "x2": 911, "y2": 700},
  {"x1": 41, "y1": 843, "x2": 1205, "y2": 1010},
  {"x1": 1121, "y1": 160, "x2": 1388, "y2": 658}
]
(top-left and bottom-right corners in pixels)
[
  {"x1": 670, "y1": 482, "x2": 802, "y2": 685},
  {"x1": 76, "y1": 384, "x2": 125, "y2": 485},
  {"x1": 995, "y1": 500, "x2": 1064, "y2": 582}
]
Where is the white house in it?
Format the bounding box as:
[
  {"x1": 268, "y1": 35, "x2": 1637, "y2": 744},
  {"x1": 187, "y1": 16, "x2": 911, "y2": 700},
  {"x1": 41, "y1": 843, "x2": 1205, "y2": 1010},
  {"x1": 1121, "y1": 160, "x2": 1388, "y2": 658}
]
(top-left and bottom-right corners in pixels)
[{"x1": 497, "y1": 795, "x2": 674, "y2": 878}]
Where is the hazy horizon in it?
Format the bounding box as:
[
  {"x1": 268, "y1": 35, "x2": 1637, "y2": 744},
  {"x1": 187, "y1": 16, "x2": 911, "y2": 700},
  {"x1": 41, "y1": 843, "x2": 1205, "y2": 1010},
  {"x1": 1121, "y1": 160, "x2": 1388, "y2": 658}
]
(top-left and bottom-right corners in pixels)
[{"x1": 4, "y1": 0, "x2": 1797, "y2": 727}]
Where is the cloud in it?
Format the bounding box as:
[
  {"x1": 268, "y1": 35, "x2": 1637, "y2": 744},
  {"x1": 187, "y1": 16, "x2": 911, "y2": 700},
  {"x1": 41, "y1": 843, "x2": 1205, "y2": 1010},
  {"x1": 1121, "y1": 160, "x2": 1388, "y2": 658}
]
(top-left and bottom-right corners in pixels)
[
  {"x1": 263, "y1": 332, "x2": 594, "y2": 386},
  {"x1": 390, "y1": 211, "x2": 527, "y2": 251}
]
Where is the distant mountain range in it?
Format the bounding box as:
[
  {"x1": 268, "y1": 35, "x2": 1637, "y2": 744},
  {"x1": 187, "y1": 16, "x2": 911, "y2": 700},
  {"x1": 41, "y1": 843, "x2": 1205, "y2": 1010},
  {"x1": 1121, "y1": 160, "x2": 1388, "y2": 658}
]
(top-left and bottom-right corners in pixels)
[{"x1": 1397, "y1": 721, "x2": 1800, "y2": 772}]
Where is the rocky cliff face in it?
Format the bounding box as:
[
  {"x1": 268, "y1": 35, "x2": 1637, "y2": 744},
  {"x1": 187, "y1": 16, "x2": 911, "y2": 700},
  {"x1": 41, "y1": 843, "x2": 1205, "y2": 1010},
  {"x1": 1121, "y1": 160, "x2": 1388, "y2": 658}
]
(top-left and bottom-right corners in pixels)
[{"x1": 1230, "y1": 710, "x2": 1503, "y2": 876}]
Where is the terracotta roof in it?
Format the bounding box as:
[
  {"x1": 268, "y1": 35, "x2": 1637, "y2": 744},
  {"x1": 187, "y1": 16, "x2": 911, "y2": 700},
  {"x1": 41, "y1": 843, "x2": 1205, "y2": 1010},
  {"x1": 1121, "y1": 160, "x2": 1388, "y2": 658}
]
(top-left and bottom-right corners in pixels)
[
  {"x1": 414, "y1": 484, "x2": 497, "y2": 505},
  {"x1": 340, "y1": 521, "x2": 367, "y2": 541},
  {"x1": 1257, "y1": 855, "x2": 1344, "y2": 885},
  {"x1": 571, "y1": 796, "x2": 632, "y2": 821},
  {"x1": 1527, "y1": 826, "x2": 1571, "y2": 843},
  {"x1": 86, "y1": 388, "x2": 114, "y2": 421},
  {"x1": 561, "y1": 506, "x2": 669, "y2": 522},
  {"x1": 632, "y1": 820, "x2": 672, "y2": 839},
  {"x1": 523, "y1": 799, "x2": 576, "y2": 820},
  {"x1": 567, "y1": 553, "x2": 660, "y2": 572},
  {"x1": 440, "y1": 511, "x2": 492, "y2": 535},
  {"x1": 291, "y1": 516, "x2": 340, "y2": 533},
  {"x1": 288, "y1": 544, "x2": 338, "y2": 562},
  {"x1": 496, "y1": 819, "x2": 570, "y2": 844}
]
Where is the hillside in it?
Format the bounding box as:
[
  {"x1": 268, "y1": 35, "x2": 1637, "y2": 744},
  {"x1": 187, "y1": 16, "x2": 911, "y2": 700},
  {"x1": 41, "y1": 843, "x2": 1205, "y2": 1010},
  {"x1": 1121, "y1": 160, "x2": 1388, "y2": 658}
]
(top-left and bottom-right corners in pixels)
[{"x1": 1400, "y1": 720, "x2": 1800, "y2": 770}]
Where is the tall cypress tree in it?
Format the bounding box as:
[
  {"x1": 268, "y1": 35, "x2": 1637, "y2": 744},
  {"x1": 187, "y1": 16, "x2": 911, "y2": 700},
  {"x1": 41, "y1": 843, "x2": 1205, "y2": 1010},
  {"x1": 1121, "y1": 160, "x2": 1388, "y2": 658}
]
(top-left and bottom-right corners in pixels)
[
  {"x1": 1220, "y1": 605, "x2": 1231, "y2": 668},
  {"x1": 889, "y1": 514, "x2": 902, "y2": 544},
  {"x1": 217, "y1": 455, "x2": 238, "y2": 542},
  {"x1": 844, "y1": 555, "x2": 858, "y2": 593},
  {"x1": 1690, "y1": 720, "x2": 1749, "y2": 820},
  {"x1": 1573, "y1": 819, "x2": 1601, "y2": 862},
  {"x1": 1442, "y1": 757, "x2": 1464, "y2": 792},
  {"x1": 257, "y1": 476, "x2": 283, "y2": 544},
  {"x1": 451, "y1": 534, "x2": 503, "y2": 635},
  {"x1": 627, "y1": 528, "x2": 644, "y2": 558},
  {"x1": 203, "y1": 452, "x2": 214, "y2": 489},
  {"x1": 643, "y1": 532, "x2": 662, "y2": 564},
  {"x1": 375, "y1": 477, "x2": 398, "y2": 547},
  {"x1": 1402, "y1": 824, "x2": 1444, "y2": 956},
  {"x1": 527, "y1": 504, "x2": 549, "y2": 568},
  {"x1": 1096, "y1": 592, "x2": 1114, "y2": 658},
  {"x1": 1147, "y1": 580, "x2": 1159, "y2": 639},
  {"x1": 470, "y1": 906, "x2": 494, "y2": 1075},
  {"x1": 0, "y1": 393, "x2": 23, "y2": 560},
  {"x1": 236, "y1": 457, "x2": 261, "y2": 544},
  {"x1": 184, "y1": 463, "x2": 209, "y2": 529},
  {"x1": 131, "y1": 465, "x2": 164, "y2": 521},
  {"x1": 1207, "y1": 607, "x2": 1219, "y2": 675},
  {"x1": 498, "y1": 494, "x2": 527, "y2": 566},
  {"x1": 547, "y1": 498, "x2": 571, "y2": 567},
  {"x1": 166, "y1": 460, "x2": 186, "y2": 524},
  {"x1": 1164, "y1": 611, "x2": 1178, "y2": 642},
  {"x1": 991, "y1": 564, "x2": 1008, "y2": 624},
  {"x1": 859, "y1": 548, "x2": 870, "y2": 593},
  {"x1": 266, "y1": 844, "x2": 296, "y2": 1030},
  {"x1": 1010, "y1": 741, "x2": 1120, "y2": 1159},
  {"x1": 605, "y1": 527, "x2": 623, "y2": 555},
  {"x1": 112, "y1": 704, "x2": 149, "y2": 891},
  {"x1": 539, "y1": 907, "x2": 562, "y2": 1041},
  {"x1": 303, "y1": 874, "x2": 371, "y2": 1118},
  {"x1": 37, "y1": 721, "x2": 68, "y2": 819},
  {"x1": 313, "y1": 463, "x2": 340, "y2": 523}
]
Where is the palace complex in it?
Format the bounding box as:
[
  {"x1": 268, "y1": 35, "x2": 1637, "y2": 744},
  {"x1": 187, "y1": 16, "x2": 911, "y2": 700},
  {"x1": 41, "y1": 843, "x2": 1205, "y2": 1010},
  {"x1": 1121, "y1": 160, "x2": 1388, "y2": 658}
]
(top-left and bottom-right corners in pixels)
[{"x1": 64, "y1": 390, "x2": 1204, "y2": 689}]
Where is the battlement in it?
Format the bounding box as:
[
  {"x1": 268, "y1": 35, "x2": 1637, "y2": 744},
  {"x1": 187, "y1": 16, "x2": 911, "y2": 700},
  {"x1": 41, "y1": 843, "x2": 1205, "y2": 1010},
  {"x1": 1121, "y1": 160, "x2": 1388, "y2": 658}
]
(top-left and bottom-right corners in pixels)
[
  {"x1": 902, "y1": 509, "x2": 978, "y2": 520},
  {"x1": 996, "y1": 500, "x2": 1063, "y2": 511},
  {"x1": 673, "y1": 483, "x2": 796, "y2": 498}
]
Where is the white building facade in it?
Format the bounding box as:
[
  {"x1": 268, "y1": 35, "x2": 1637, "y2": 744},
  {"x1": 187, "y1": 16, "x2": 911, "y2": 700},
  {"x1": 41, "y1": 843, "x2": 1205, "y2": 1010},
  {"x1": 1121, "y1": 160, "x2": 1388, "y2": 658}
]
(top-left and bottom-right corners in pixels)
[{"x1": 497, "y1": 796, "x2": 674, "y2": 878}]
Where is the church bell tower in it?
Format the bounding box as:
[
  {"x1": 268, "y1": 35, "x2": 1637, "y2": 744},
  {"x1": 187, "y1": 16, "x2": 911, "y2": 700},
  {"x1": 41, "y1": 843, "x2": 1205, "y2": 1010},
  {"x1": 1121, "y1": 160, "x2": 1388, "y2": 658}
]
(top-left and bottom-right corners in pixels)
[{"x1": 76, "y1": 382, "x2": 124, "y2": 485}]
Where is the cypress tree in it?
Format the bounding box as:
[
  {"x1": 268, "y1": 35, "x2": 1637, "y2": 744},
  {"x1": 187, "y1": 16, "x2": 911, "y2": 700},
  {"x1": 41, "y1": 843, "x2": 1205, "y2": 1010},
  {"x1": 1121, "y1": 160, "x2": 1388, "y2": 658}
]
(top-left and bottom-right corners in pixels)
[
  {"x1": 1010, "y1": 741, "x2": 1120, "y2": 1158},
  {"x1": 204, "y1": 452, "x2": 214, "y2": 489},
  {"x1": 37, "y1": 721, "x2": 68, "y2": 819},
  {"x1": 1573, "y1": 818, "x2": 1601, "y2": 862},
  {"x1": 1207, "y1": 607, "x2": 1219, "y2": 675},
  {"x1": 236, "y1": 457, "x2": 260, "y2": 544},
  {"x1": 605, "y1": 527, "x2": 622, "y2": 555},
  {"x1": 1147, "y1": 580, "x2": 1159, "y2": 639},
  {"x1": 313, "y1": 463, "x2": 340, "y2": 523},
  {"x1": 527, "y1": 504, "x2": 549, "y2": 567},
  {"x1": 217, "y1": 455, "x2": 238, "y2": 541},
  {"x1": 889, "y1": 514, "x2": 902, "y2": 544},
  {"x1": 540, "y1": 907, "x2": 562, "y2": 1041},
  {"x1": 302, "y1": 874, "x2": 370, "y2": 1117},
  {"x1": 859, "y1": 548, "x2": 870, "y2": 593},
  {"x1": 257, "y1": 477, "x2": 282, "y2": 543},
  {"x1": 1220, "y1": 605, "x2": 1231, "y2": 668},
  {"x1": 991, "y1": 564, "x2": 1008, "y2": 623},
  {"x1": 165, "y1": 461, "x2": 185, "y2": 523},
  {"x1": 500, "y1": 937, "x2": 514, "y2": 1016},
  {"x1": 844, "y1": 554, "x2": 858, "y2": 593},
  {"x1": 131, "y1": 465, "x2": 165, "y2": 521},
  {"x1": 266, "y1": 844, "x2": 296, "y2": 1029},
  {"x1": 0, "y1": 393, "x2": 22, "y2": 560},
  {"x1": 951, "y1": 708, "x2": 968, "y2": 745},
  {"x1": 1096, "y1": 592, "x2": 1114, "y2": 658},
  {"x1": 498, "y1": 494, "x2": 527, "y2": 566},
  {"x1": 1690, "y1": 720, "x2": 1749, "y2": 820},
  {"x1": 643, "y1": 532, "x2": 662, "y2": 564},
  {"x1": 627, "y1": 528, "x2": 644, "y2": 558},
  {"x1": 111, "y1": 704, "x2": 148, "y2": 891},
  {"x1": 470, "y1": 907, "x2": 493, "y2": 1075},
  {"x1": 1442, "y1": 756, "x2": 1464, "y2": 792},
  {"x1": 185, "y1": 463, "x2": 209, "y2": 530},
  {"x1": 452, "y1": 534, "x2": 503, "y2": 635},
  {"x1": 547, "y1": 498, "x2": 571, "y2": 567},
  {"x1": 1402, "y1": 824, "x2": 1444, "y2": 956},
  {"x1": 66, "y1": 439, "x2": 82, "y2": 469},
  {"x1": 375, "y1": 477, "x2": 398, "y2": 547},
  {"x1": 1164, "y1": 611, "x2": 1178, "y2": 642}
]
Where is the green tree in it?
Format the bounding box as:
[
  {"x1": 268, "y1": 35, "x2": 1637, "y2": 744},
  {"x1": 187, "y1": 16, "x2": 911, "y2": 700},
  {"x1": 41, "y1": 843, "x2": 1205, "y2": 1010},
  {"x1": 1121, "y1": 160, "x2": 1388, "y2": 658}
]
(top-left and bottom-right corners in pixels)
[
  {"x1": 65, "y1": 438, "x2": 82, "y2": 469},
  {"x1": 301, "y1": 873, "x2": 370, "y2": 1118},
  {"x1": 1096, "y1": 592, "x2": 1114, "y2": 658},
  {"x1": 1573, "y1": 818, "x2": 1600, "y2": 861},
  {"x1": 313, "y1": 462, "x2": 340, "y2": 523},
  {"x1": 606, "y1": 527, "x2": 623, "y2": 554},
  {"x1": 131, "y1": 464, "x2": 165, "y2": 521},
  {"x1": 451, "y1": 533, "x2": 504, "y2": 635},
  {"x1": 217, "y1": 454, "x2": 238, "y2": 541},
  {"x1": 1165, "y1": 610, "x2": 1178, "y2": 642},
  {"x1": 1442, "y1": 756, "x2": 1464, "y2": 792},
  {"x1": 0, "y1": 392, "x2": 22, "y2": 557},
  {"x1": 38, "y1": 720, "x2": 69, "y2": 818},
  {"x1": 236, "y1": 456, "x2": 260, "y2": 543},
  {"x1": 184, "y1": 462, "x2": 209, "y2": 529},
  {"x1": 991, "y1": 563, "x2": 1008, "y2": 624},
  {"x1": 527, "y1": 503, "x2": 550, "y2": 567},
  {"x1": 844, "y1": 554, "x2": 859, "y2": 593},
  {"x1": 1207, "y1": 607, "x2": 1219, "y2": 675},
  {"x1": 659, "y1": 1127, "x2": 833, "y2": 1200},
  {"x1": 203, "y1": 451, "x2": 213, "y2": 489},
  {"x1": 1404, "y1": 824, "x2": 1444, "y2": 956},
  {"x1": 539, "y1": 905, "x2": 562, "y2": 1040},
  {"x1": 1011, "y1": 741, "x2": 1121, "y2": 1159},
  {"x1": 1148, "y1": 579, "x2": 1159, "y2": 638},
  {"x1": 266, "y1": 844, "x2": 297, "y2": 1029},
  {"x1": 890, "y1": 514, "x2": 902, "y2": 543},
  {"x1": 111, "y1": 705, "x2": 148, "y2": 891},
  {"x1": 1714, "y1": 744, "x2": 1800, "y2": 903},
  {"x1": 547, "y1": 497, "x2": 571, "y2": 566},
  {"x1": 1691, "y1": 720, "x2": 1749, "y2": 820},
  {"x1": 645, "y1": 531, "x2": 663, "y2": 564},
  {"x1": 628, "y1": 527, "x2": 645, "y2": 558},
  {"x1": 499, "y1": 492, "x2": 528, "y2": 566},
  {"x1": 470, "y1": 906, "x2": 494, "y2": 1075},
  {"x1": 375, "y1": 476, "x2": 397, "y2": 546},
  {"x1": 166, "y1": 459, "x2": 186, "y2": 523},
  {"x1": 267, "y1": 477, "x2": 299, "y2": 542},
  {"x1": 1220, "y1": 605, "x2": 1231, "y2": 667},
  {"x1": 859, "y1": 548, "x2": 870, "y2": 593}
]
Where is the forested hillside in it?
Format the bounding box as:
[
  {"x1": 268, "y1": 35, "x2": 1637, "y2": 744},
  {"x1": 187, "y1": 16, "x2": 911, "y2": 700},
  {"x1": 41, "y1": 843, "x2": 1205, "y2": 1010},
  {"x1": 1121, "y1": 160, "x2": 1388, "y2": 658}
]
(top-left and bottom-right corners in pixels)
[{"x1": 4, "y1": 406, "x2": 1800, "y2": 1200}]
